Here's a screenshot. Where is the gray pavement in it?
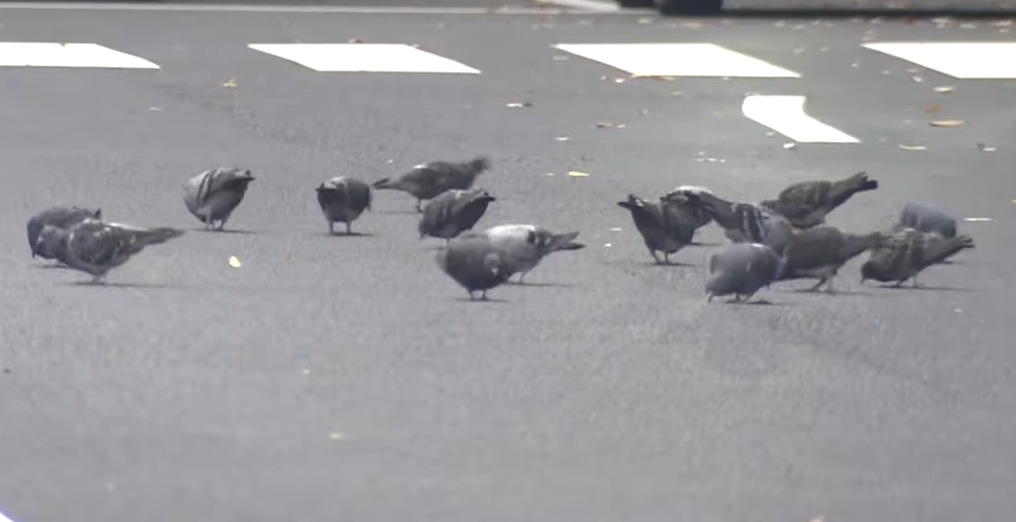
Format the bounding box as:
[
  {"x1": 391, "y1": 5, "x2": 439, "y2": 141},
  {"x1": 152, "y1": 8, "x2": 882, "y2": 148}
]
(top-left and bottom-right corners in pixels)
[{"x1": 1, "y1": 7, "x2": 1016, "y2": 522}]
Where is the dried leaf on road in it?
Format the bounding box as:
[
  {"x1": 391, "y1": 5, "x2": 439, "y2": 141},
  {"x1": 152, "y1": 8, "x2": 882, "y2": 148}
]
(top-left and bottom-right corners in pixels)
[
  {"x1": 978, "y1": 143, "x2": 997, "y2": 152},
  {"x1": 348, "y1": 38, "x2": 362, "y2": 43},
  {"x1": 506, "y1": 102, "x2": 532, "y2": 108},
  {"x1": 554, "y1": 136, "x2": 570, "y2": 141},
  {"x1": 925, "y1": 105, "x2": 941, "y2": 113},
  {"x1": 963, "y1": 217, "x2": 994, "y2": 222},
  {"x1": 596, "y1": 122, "x2": 613, "y2": 129},
  {"x1": 783, "y1": 142, "x2": 797, "y2": 149},
  {"x1": 930, "y1": 120, "x2": 964, "y2": 127},
  {"x1": 567, "y1": 170, "x2": 590, "y2": 178},
  {"x1": 899, "y1": 144, "x2": 927, "y2": 151},
  {"x1": 222, "y1": 78, "x2": 237, "y2": 88},
  {"x1": 328, "y1": 432, "x2": 345, "y2": 440},
  {"x1": 934, "y1": 85, "x2": 955, "y2": 93},
  {"x1": 228, "y1": 256, "x2": 242, "y2": 268}
]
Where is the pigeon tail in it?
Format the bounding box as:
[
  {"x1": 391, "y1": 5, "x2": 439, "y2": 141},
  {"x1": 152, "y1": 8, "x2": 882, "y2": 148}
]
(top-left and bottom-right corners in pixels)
[
  {"x1": 827, "y1": 171, "x2": 878, "y2": 208},
  {"x1": 923, "y1": 234, "x2": 974, "y2": 266},
  {"x1": 136, "y1": 227, "x2": 186, "y2": 248},
  {"x1": 548, "y1": 231, "x2": 585, "y2": 252},
  {"x1": 839, "y1": 231, "x2": 884, "y2": 261},
  {"x1": 372, "y1": 177, "x2": 397, "y2": 190}
]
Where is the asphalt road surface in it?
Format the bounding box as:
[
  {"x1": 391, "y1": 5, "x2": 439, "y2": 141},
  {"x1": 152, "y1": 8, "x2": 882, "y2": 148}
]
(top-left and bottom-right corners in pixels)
[{"x1": 1, "y1": 5, "x2": 1015, "y2": 522}]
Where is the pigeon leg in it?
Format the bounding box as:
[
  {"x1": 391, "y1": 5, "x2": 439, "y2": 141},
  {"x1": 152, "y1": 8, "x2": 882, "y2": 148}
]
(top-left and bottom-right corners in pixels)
[
  {"x1": 911, "y1": 276, "x2": 921, "y2": 288},
  {"x1": 516, "y1": 272, "x2": 527, "y2": 285},
  {"x1": 444, "y1": 238, "x2": 451, "y2": 247},
  {"x1": 468, "y1": 291, "x2": 476, "y2": 300},
  {"x1": 825, "y1": 277, "x2": 836, "y2": 294},
  {"x1": 415, "y1": 199, "x2": 423, "y2": 213},
  {"x1": 663, "y1": 252, "x2": 672, "y2": 265},
  {"x1": 893, "y1": 278, "x2": 907, "y2": 288},
  {"x1": 345, "y1": 222, "x2": 352, "y2": 235},
  {"x1": 707, "y1": 292, "x2": 714, "y2": 302},
  {"x1": 480, "y1": 290, "x2": 489, "y2": 301},
  {"x1": 328, "y1": 221, "x2": 334, "y2": 235},
  {"x1": 87, "y1": 272, "x2": 106, "y2": 284},
  {"x1": 649, "y1": 249, "x2": 661, "y2": 264},
  {"x1": 807, "y1": 278, "x2": 827, "y2": 292}
]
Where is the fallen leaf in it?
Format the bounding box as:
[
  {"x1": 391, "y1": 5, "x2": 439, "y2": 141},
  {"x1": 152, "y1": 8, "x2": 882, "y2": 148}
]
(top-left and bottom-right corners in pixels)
[
  {"x1": 546, "y1": 172, "x2": 555, "y2": 176},
  {"x1": 608, "y1": 227, "x2": 622, "y2": 232},
  {"x1": 671, "y1": 91, "x2": 684, "y2": 97},
  {"x1": 930, "y1": 120, "x2": 964, "y2": 127},
  {"x1": 552, "y1": 55, "x2": 569, "y2": 61},
  {"x1": 222, "y1": 78, "x2": 237, "y2": 88},
  {"x1": 783, "y1": 142, "x2": 797, "y2": 149},
  {"x1": 934, "y1": 85, "x2": 955, "y2": 93},
  {"x1": 637, "y1": 17, "x2": 652, "y2": 24},
  {"x1": 603, "y1": 243, "x2": 612, "y2": 247},
  {"x1": 613, "y1": 78, "x2": 626, "y2": 84},
  {"x1": 1011, "y1": 199, "x2": 1016, "y2": 205},
  {"x1": 567, "y1": 170, "x2": 590, "y2": 178},
  {"x1": 409, "y1": 43, "x2": 421, "y2": 49},
  {"x1": 899, "y1": 144, "x2": 927, "y2": 151},
  {"x1": 992, "y1": 19, "x2": 1013, "y2": 26},
  {"x1": 348, "y1": 38, "x2": 362, "y2": 43},
  {"x1": 978, "y1": 143, "x2": 996, "y2": 152},
  {"x1": 228, "y1": 256, "x2": 242, "y2": 268},
  {"x1": 596, "y1": 122, "x2": 613, "y2": 129},
  {"x1": 554, "y1": 136, "x2": 570, "y2": 141},
  {"x1": 925, "y1": 105, "x2": 941, "y2": 113},
  {"x1": 328, "y1": 432, "x2": 345, "y2": 440},
  {"x1": 506, "y1": 102, "x2": 532, "y2": 108},
  {"x1": 148, "y1": 107, "x2": 163, "y2": 111},
  {"x1": 963, "y1": 217, "x2": 993, "y2": 222},
  {"x1": 911, "y1": 75, "x2": 924, "y2": 83}
]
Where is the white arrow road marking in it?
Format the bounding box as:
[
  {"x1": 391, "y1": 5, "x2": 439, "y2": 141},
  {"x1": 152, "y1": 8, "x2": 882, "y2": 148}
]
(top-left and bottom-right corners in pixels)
[
  {"x1": 863, "y1": 42, "x2": 1016, "y2": 79},
  {"x1": 741, "y1": 95, "x2": 859, "y2": 144}
]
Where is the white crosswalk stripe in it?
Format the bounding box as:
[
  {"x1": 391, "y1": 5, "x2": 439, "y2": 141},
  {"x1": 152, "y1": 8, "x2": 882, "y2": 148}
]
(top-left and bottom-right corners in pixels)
[
  {"x1": 0, "y1": 42, "x2": 159, "y2": 69},
  {"x1": 247, "y1": 43, "x2": 481, "y2": 74},
  {"x1": 553, "y1": 43, "x2": 801, "y2": 78},
  {"x1": 862, "y1": 42, "x2": 1016, "y2": 79}
]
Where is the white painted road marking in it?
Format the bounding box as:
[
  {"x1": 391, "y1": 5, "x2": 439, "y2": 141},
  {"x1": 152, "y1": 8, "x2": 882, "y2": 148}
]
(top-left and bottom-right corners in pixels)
[
  {"x1": 553, "y1": 43, "x2": 801, "y2": 78},
  {"x1": 741, "y1": 95, "x2": 859, "y2": 144},
  {"x1": 0, "y1": 2, "x2": 632, "y2": 14},
  {"x1": 0, "y1": 42, "x2": 159, "y2": 69},
  {"x1": 539, "y1": 0, "x2": 620, "y2": 11},
  {"x1": 863, "y1": 42, "x2": 1016, "y2": 79},
  {"x1": 0, "y1": 509, "x2": 13, "y2": 522},
  {"x1": 248, "y1": 43, "x2": 481, "y2": 74}
]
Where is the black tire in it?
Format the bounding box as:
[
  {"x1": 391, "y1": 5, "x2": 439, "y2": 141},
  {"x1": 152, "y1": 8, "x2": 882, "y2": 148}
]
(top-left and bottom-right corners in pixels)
[
  {"x1": 616, "y1": 0, "x2": 655, "y2": 7},
  {"x1": 655, "y1": 0, "x2": 723, "y2": 15}
]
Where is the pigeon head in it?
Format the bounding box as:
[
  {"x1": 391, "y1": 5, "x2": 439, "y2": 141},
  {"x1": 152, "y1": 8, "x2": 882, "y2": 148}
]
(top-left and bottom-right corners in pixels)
[
  {"x1": 473, "y1": 189, "x2": 496, "y2": 203},
  {"x1": 33, "y1": 224, "x2": 68, "y2": 259},
  {"x1": 469, "y1": 156, "x2": 492, "y2": 173}
]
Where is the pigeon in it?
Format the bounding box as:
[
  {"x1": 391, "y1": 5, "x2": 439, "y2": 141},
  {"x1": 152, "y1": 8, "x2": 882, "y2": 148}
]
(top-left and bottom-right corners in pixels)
[
  {"x1": 859, "y1": 227, "x2": 975, "y2": 288},
  {"x1": 759, "y1": 171, "x2": 879, "y2": 229},
  {"x1": 418, "y1": 188, "x2": 496, "y2": 244},
  {"x1": 435, "y1": 234, "x2": 513, "y2": 300},
  {"x1": 895, "y1": 202, "x2": 957, "y2": 238},
  {"x1": 681, "y1": 190, "x2": 794, "y2": 255},
  {"x1": 32, "y1": 218, "x2": 186, "y2": 284},
  {"x1": 315, "y1": 176, "x2": 373, "y2": 235},
  {"x1": 660, "y1": 185, "x2": 715, "y2": 234},
  {"x1": 27, "y1": 205, "x2": 102, "y2": 261},
  {"x1": 373, "y1": 156, "x2": 491, "y2": 212},
  {"x1": 182, "y1": 167, "x2": 256, "y2": 231},
  {"x1": 616, "y1": 194, "x2": 700, "y2": 264},
  {"x1": 481, "y1": 224, "x2": 585, "y2": 284},
  {"x1": 705, "y1": 242, "x2": 786, "y2": 304},
  {"x1": 778, "y1": 226, "x2": 884, "y2": 293}
]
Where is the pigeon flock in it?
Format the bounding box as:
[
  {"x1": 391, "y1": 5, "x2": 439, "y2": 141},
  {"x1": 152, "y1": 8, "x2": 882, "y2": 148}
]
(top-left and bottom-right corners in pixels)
[{"x1": 26, "y1": 157, "x2": 975, "y2": 303}]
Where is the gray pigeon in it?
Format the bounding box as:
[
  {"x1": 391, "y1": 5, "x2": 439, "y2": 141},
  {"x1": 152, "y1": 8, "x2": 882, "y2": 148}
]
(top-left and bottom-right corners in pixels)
[
  {"x1": 759, "y1": 171, "x2": 879, "y2": 229},
  {"x1": 660, "y1": 185, "x2": 715, "y2": 235},
  {"x1": 895, "y1": 202, "x2": 957, "y2": 238},
  {"x1": 682, "y1": 190, "x2": 794, "y2": 255},
  {"x1": 315, "y1": 176, "x2": 373, "y2": 235},
  {"x1": 373, "y1": 156, "x2": 491, "y2": 212},
  {"x1": 616, "y1": 194, "x2": 698, "y2": 264},
  {"x1": 435, "y1": 234, "x2": 513, "y2": 300},
  {"x1": 705, "y1": 242, "x2": 785, "y2": 304},
  {"x1": 33, "y1": 218, "x2": 186, "y2": 284},
  {"x1": 778, "y1": 226, "x2": 884, "y2": 293},
  {"x1": 27, "y1": 205, "x2": 102, "y2": 261},
  {"x1": 418, "y1": 188, "x2": 496, "y2": 244},
  {"x1": 182, "y1": 167, "x2": 256, "y2": 231},
  {"x1": 481, "y1": 224, "x2": 585, "y2": 284},
  {"x1": 860, "y1": 227, "x2": 974, "y2": 288}
]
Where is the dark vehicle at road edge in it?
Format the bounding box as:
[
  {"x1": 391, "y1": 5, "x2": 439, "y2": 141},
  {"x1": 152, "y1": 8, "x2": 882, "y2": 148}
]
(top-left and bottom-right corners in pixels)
[{"x1": 616, "y1": 0, "x2": 724, "y2": 15}]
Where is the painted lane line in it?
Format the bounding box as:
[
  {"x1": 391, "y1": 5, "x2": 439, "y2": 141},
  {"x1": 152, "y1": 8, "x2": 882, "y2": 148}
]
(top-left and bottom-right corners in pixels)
[
  {"x1": 0, "y1": 3, "x2": 634, "y2": 14},
  {"x1": 741, "y1": 95, "x2": 859, "y2": 144},
  {"x1": 0, "y1": 42, "x2": 159, "y2": 69},
  {"x1": 540, "y1": 0, "x2": 620, "y2": 12},
  {"x1": 553, "y1": 43, "x2": 800, "y2": 78},
  {"x1": 863, "y1": 42, "x2": 1016, "y2": 79},
  {"x1": 0, "y1": 508, "x2": 13, "y2": 522},
  {"x1": 248, "y1": 43, "x2": 480, "y2": 74}
]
